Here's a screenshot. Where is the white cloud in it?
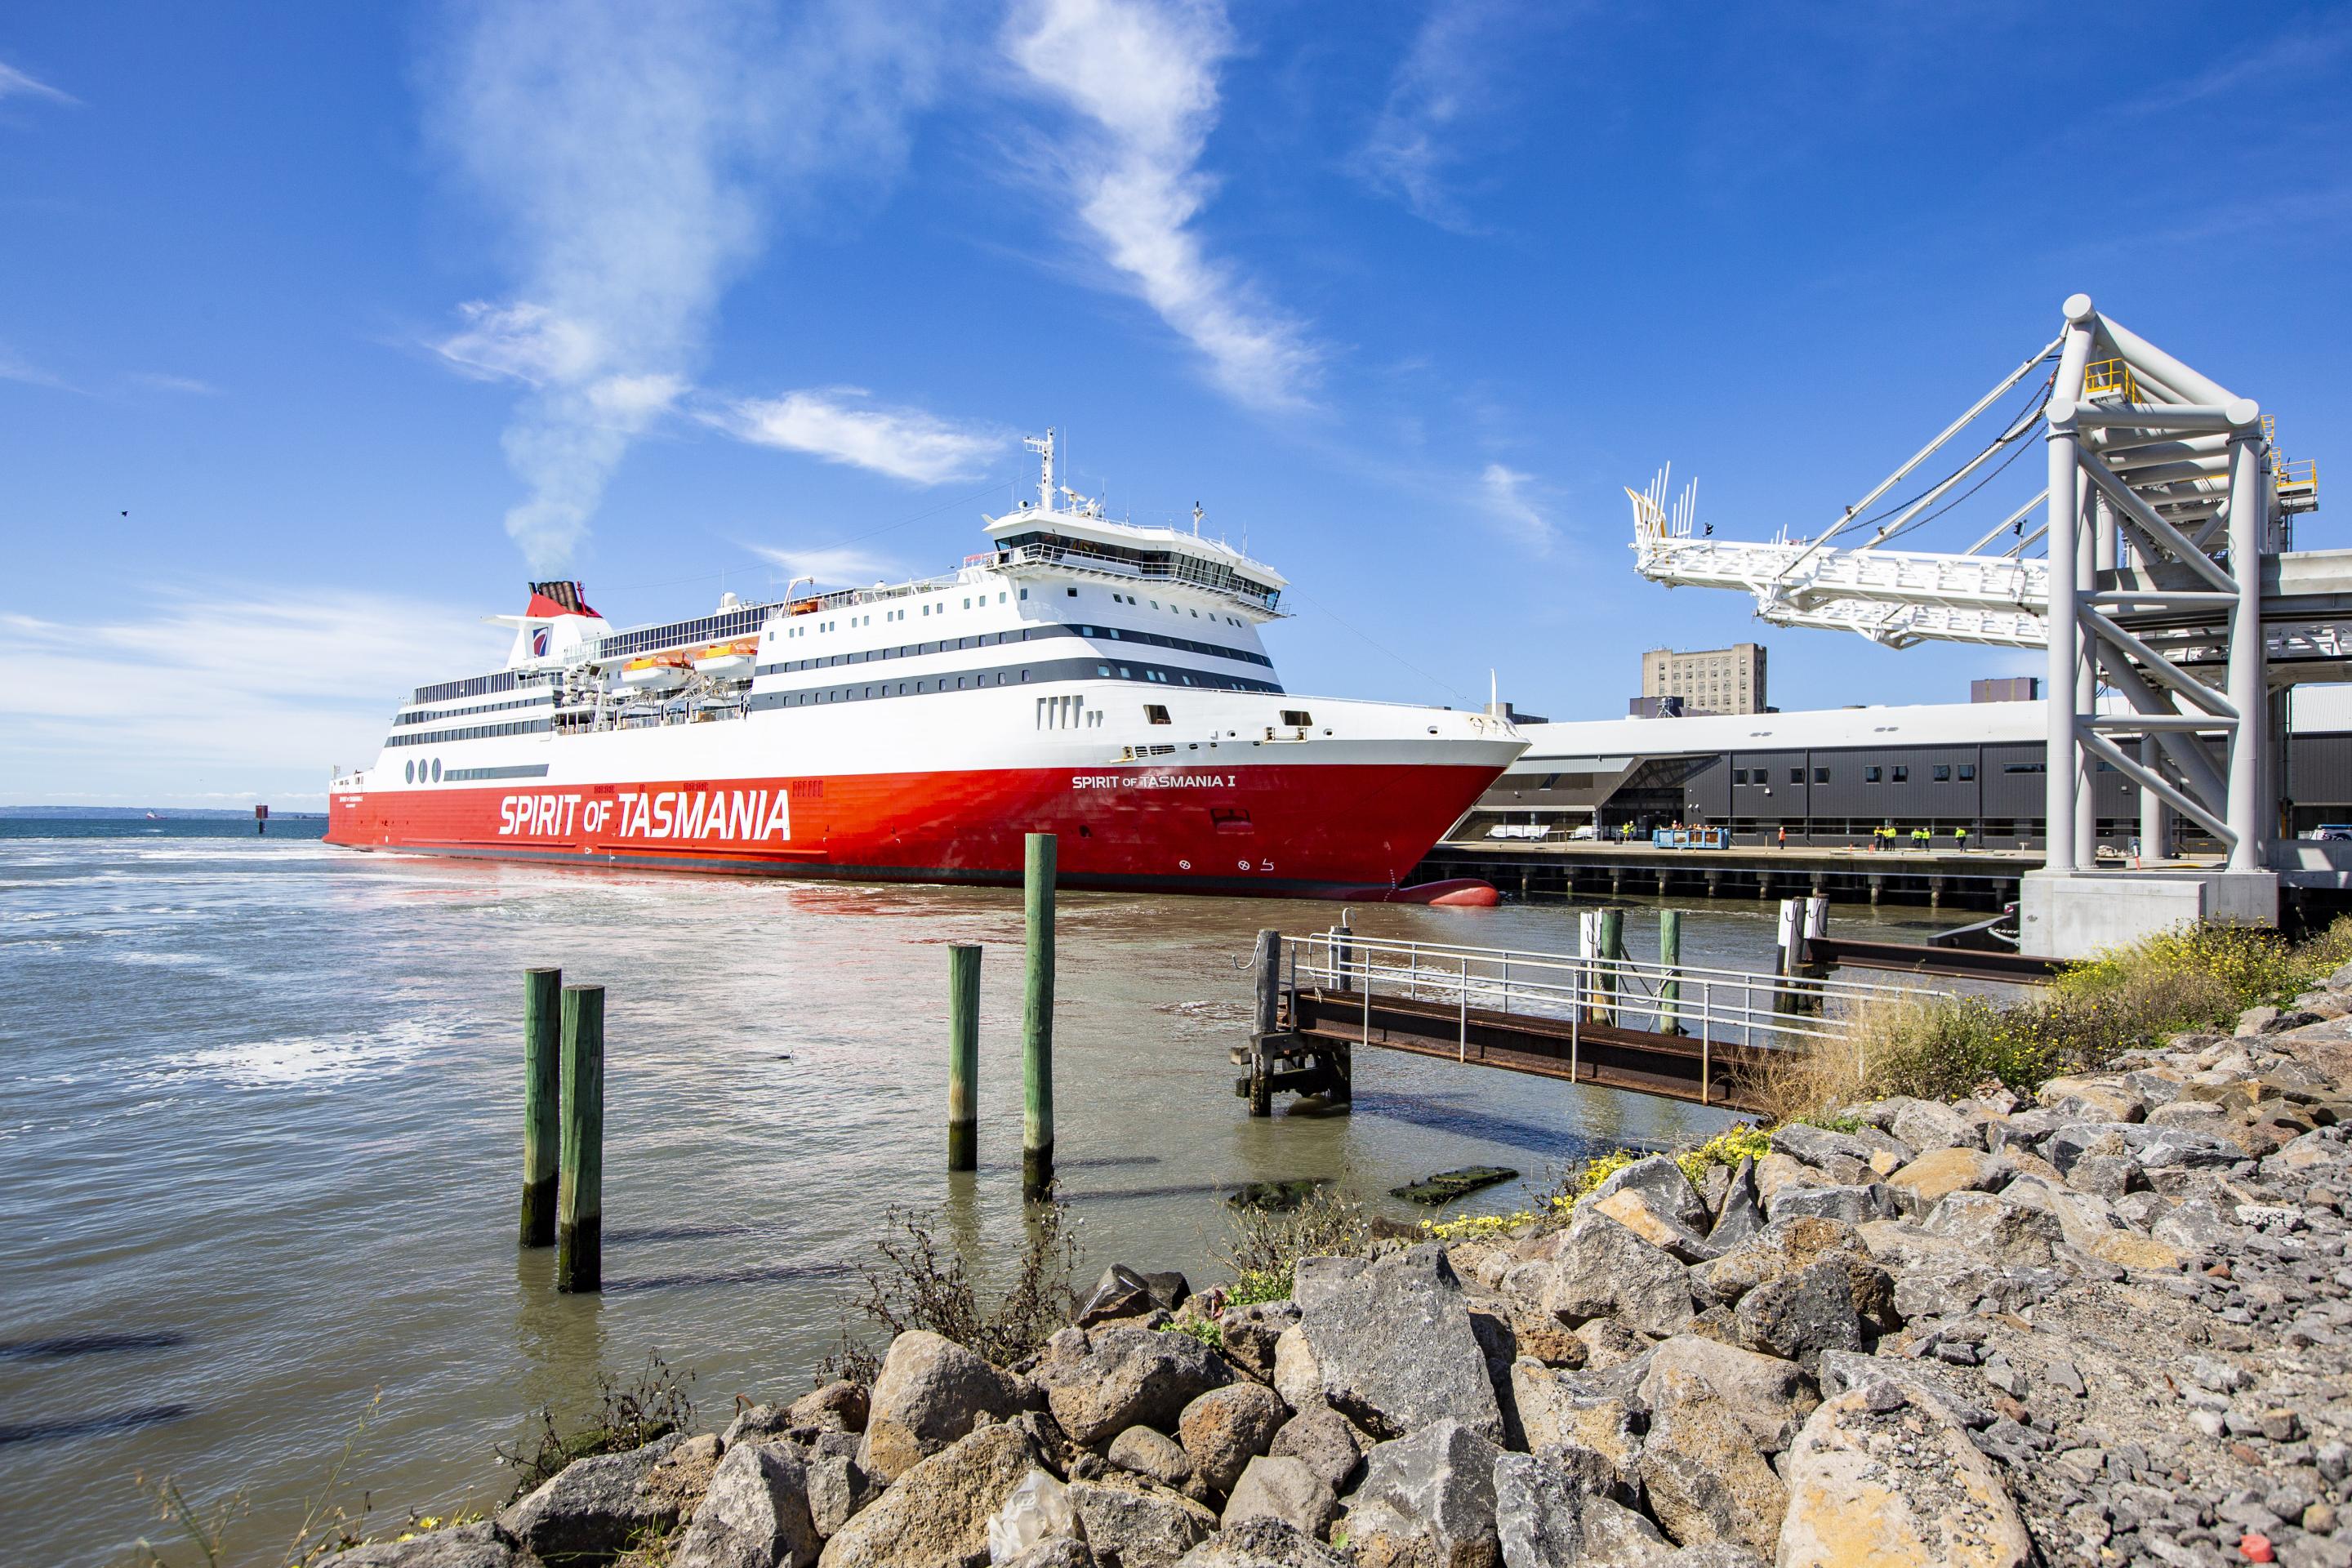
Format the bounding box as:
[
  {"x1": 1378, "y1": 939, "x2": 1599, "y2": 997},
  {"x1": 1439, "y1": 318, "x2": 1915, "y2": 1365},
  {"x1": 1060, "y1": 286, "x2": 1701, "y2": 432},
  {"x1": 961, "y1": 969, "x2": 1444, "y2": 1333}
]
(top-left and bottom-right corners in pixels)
[
  {"x1": 0, "y1": 589, "x2": 509, "y2": 808},
  {"x1": 1002, "y1": 0, "x2": 1317, "y2": 412},
  {"x1": 423, "y1": 0, "x2": 946, "y2": 572},
  {"x1": 1477, "y1": 461, "x2": 1552, "y2": 553},
  {"x1": 0, "y1": 60, "x2": 76, "y2": 105},
  {"x1": 1352, "y1": 0, "x2": 1542, "y2": 232},
  {"x1": 127, "y1": 372, "x2": 222, "y2": 396},
  {"x1": 744, "y1": 544, "x2": 902, "y2": 587},
  {"x1": 0, "y1": 344, "x2": 67, "y2": 390},
  {"x1": 712, "y1": 390, "x2": 1004, "y2": 483}
]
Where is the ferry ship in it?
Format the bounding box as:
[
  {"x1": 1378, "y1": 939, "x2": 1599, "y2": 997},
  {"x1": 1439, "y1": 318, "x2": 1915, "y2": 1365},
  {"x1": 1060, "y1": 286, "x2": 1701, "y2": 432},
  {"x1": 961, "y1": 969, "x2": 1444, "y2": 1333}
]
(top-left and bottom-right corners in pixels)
[{"x1": 325, "y1": 434, "x2": 1526, "y2": 897}]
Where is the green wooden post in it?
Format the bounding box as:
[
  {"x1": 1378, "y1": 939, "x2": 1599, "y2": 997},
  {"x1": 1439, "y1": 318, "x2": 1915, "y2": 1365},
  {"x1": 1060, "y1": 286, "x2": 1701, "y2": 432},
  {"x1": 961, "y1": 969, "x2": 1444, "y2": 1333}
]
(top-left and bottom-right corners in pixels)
[
  {"x1": 520, "y1": 967, "x2": 562, "y2": 1246},
  {"x1": 557, "y1": 982, "x2": 605, "y2": 1293},
  {"x1": 1659, "y1": 910, "x2": 1684, "y2": 1036},
  {"x1": 1022, "y1": 833, "x2": 1057, "y2": 1200},
  {"x1": 948, "y1": 943, "x2": 980, "y2": 1171},
  {"x1": 1598, "y1": 906, "x2": 1624, "y2": 1025}
]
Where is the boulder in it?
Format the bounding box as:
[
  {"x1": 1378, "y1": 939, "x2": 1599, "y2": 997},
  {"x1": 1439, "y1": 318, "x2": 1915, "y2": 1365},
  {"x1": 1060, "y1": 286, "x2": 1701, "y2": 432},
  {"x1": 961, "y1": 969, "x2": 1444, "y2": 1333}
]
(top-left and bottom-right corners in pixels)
[
  {"x1": 1509, "y1": 1361, "x2": 1643, "y2": 1478},
  {"x1": 1920, "y1": 1192, "x2": 2063, "y2": 1267},
  {"x1": 1343, "y1": 1419, "x2": 1504, "y2": 1568},
  {"x1": 497, "y1": 1432, "x2": 688, "y2": 1565},
  {"x1": 1034, "y1": 1326, "x2": 1235, "y2": 1448},
  {"x1": 644, "y1": 1433, "x2": 728, "y2": 1524},
  {"x1": 1110, "y1": 1425, "x2": 1199, "y2": 1491},
  {"x1": 1655, "y1": 1549, "x2": 1766, "y2": 1568},
  {"x1": 1004, "y1": 1544, "x2": 1096, "y2": 1568},
  {"x1": 858, "y1": 1330, "x2": 1036, "y2": 1483},
  {"x1": 1706, "y1": 1159, "x2": 1765, "y2": 1249},
  {"x1": 1636, "y1": 1337, "x2": 1815, "y2": 1556},
  {"x1": 1271, "y1": 1325, "x2": 1321, "y2": 1414},
  {"x1": 2152, "y1": 1196, "x2": 2237, "y2": 1254},
  {"x1": 1764, "y1": 1184, "x2": 1896, "y2": 1227},
  {"x1": 1586, "y1": 1155, "x2": 1708, "y2": 1229},
  {"x1": 1174, "y1": 1517, "x2": 1352, "y2": 1568},
  {"x1": 1574, "y1": 1319, "x2": 1654, "y2": 1370},
  {"x1": 1753, "y1": 1153, "x2": 1824, "y2": 1204},
  {"x1": 1539, "y1": 1214, "x2": 1694, "y2": 1339},
  {"x1": 788, "y1": 1382, "x2": 871, "y2": 1435},
  {"x1": 817, "y1": 1423, "x2": 1035, "y2": 1568},
  {"x1": 1223, "y1": 1454, "x2": 1338, "y2": 1539},
  {"x1": 333, "y1": 1522, "x2": 532, "y2": 1568},
  {"x1": 1886, "y1": 1148, "x2": 2006, "y2": 1207},
  {"x1": 1770, "y1": 1124, "x2": 1893, "y2": 1170},
  {"x1": 1776, "y1": 1383, "x2": 2029, "y2": 1568},
  {"x1": 675, "y1": 1442, "x2": 822, "y2": 1568},
  {"x1": 2037, "y1": 1076, "x2": 2146, "y2": 1124},
  {"x1": 1179, "y1": 1382, "x2": 1285, "y2": 1494},
  {"x1": 1267, "y1": 1405, "x2": 1369, "y2": 1494},
  {"x1": 1292, "y1": 1255, "x2": 1370, "y2": 1308},
  {"x1": 1294, "y1": 1244, "x2": 1504, "y2": 1441},
  {"x1": 1492, "y1": 1451, "x2": 1673, "y2": 1568},
  {"x1": 1732, "y1": 1259, "x2": 1864, "y2": 1366},
  {"x1": 1691, "y1": 1217, "x2": 1894, "y2": 1331},
  {"x1": 1066, "y1": 1477, "x2": 1220, "y2": 1568},
  {"x1": 1589, "y1": 1187, "x2": 1719, "y2": 1263},
  {"x1": 1218, "y1": 1300, "x2": 1300, "y2": 1384},
  {"x1": 804, "y1": 1442, "x2": 880, "y2": 1539},
  {"x1": 1887, "y1": 1098, "x2": 1980, "y2": 1154}
]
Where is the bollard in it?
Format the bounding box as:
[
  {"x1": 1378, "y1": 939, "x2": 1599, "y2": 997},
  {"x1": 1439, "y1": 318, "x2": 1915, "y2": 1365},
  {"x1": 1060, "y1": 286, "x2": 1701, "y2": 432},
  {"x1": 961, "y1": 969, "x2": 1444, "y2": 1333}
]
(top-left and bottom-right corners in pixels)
[
  {"x1": 1598, "y1": 906, "x2": 1624, "y2": 1025},
  {"x1": 520, "y1": 966, "x2": 562, "y2": 1246},
  {"x1": 1249, "y1": 927, "x2": 1278, "y2": 1117},
  {"x1": 948, "y1": 943, "x2": 980, "y2": 1171},
  {"x1": 1022, "y1": 833, "x2": 1056, "y2": 1200},
  {"x1": 1658, "y1": 910, "x2": 1683, "y2": 1036},
  {"x1": 557, "y1": 982, "x2": 605, "y2": 1293}
]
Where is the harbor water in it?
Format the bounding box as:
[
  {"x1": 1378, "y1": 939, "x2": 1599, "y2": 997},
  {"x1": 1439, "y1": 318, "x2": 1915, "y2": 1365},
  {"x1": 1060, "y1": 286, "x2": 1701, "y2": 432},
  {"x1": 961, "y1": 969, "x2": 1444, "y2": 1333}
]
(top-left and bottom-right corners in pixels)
[{"x1": 0, "y1": 821, "x2": 1953, "y2": 1565}]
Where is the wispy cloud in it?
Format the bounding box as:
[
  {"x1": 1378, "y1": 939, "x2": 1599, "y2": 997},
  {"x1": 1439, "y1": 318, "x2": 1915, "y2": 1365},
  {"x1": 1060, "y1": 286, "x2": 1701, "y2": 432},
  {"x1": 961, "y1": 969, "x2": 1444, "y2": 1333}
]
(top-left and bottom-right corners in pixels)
[
  {"x1": 1002, "y1": 0, "x2": 1316, "y2": 412},
  {"x1": 0, "y1": 60, "x2": 77, "y2": 106},
  {"x1": 0, "y1": 588, "x2": 507, "y2": 806},
  {"x1": 1352, "y1": 0, "x2": 1549, "y2": 233},
  {"x1": 423, "y1": 0, "x2": 946, "y2": 572},
  {"x1": 0, "y1": 344, "x2": 67, "y2": 390},
  {"x1": 1477, "y1": 462, "x2": 1552, "y2": 554},
  {"x1": 127, "y1": 372, "x2": 222, "y2": 396},
  {"x1": 743, "y1": 543, "x2": 901, "y2": 587},
  {"x1": 710, "y1": 390, "x2": 1004, "y2": 483}
]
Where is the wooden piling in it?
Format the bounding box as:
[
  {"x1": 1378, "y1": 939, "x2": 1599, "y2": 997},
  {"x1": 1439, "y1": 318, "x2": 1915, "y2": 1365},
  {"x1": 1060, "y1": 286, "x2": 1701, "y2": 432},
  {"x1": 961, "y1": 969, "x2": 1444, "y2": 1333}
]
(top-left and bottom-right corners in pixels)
[
  {"x1": 557, "y1": 982, "x2": 604, "y2": 1293},
  {"x1": 520, "y1": 966, "x2": 562, "y2": 1247},
  {"x1": 1249, "y1": 927, "x2": 1278, "y2": 1117},
  {"x1": 1659, "y1": 910, "x2": 1683, "y2": 1035},
  {"x1": 1595, "y1": 906, "x2": 1624, "y2": 1025},
  {"x1": 1022, "y1": 833, "x2": 1056, "y2": 1199},
  {"x1": 948, "y1": 943, "x2": 980, "y2": 1171}
]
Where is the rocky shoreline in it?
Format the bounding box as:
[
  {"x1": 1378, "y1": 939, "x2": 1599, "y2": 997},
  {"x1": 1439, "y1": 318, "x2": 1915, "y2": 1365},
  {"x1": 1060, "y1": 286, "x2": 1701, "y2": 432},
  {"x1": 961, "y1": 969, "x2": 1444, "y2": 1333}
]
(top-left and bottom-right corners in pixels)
[{"x1": 349, "y1": 965, "x2": 2352, "y2": 1568}]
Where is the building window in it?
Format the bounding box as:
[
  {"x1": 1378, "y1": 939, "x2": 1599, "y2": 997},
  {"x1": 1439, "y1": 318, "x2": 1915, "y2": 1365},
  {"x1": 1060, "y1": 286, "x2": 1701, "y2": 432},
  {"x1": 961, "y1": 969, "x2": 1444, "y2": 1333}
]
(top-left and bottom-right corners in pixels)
[
  {"x1": 1891, "y1": 766, "x2": 1909, "y2": 782},
  {"x1": 1958, "y1": 764, "x2": 1976, "y2": 781},
  {"x1": 1790, "y1": 767, "x2": 1804, "y2": 784},
  {"x1": 1813, "y1": 768, "x2": 1829, "y2": 783},
  {"x1": 1864, "y1": 766, "x2": 1882, "y2": 783},
  {"x1": 1731, "y1": 768, "x2": 1746, "y2": 785},
  {"x1": 1932, "y1": 764, "x2": 1951, "y2": 782},
  {"x1": 2004, "y1": 763, "x2": 2045, "y2": 774}
]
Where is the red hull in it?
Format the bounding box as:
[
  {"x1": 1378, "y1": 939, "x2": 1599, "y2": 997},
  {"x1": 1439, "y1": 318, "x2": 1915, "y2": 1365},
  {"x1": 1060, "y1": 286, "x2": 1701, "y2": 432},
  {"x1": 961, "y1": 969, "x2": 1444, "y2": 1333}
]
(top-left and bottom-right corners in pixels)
[{"x1": 324, "y1": 762, "x2": 1498, "y2": 896}]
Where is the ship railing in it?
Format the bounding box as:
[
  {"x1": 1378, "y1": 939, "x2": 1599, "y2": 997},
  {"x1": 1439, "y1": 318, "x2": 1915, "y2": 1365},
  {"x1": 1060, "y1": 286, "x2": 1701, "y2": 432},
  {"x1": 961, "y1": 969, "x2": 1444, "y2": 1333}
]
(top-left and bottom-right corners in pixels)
[
  {"x1": 1282, "y1": 930, "x2": 1949, "y2": 1052},
  {"x1": 987, "y1": 541, "x2": 1284, "y2": 613}
]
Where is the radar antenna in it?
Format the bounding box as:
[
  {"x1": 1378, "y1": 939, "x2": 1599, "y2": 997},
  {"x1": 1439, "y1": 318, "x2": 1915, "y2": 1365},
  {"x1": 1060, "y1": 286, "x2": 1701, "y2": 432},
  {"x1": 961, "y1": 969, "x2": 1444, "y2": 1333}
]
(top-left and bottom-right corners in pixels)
[{"x1": 1024, "y1": 430, "x2": 1056, "y2": 512}]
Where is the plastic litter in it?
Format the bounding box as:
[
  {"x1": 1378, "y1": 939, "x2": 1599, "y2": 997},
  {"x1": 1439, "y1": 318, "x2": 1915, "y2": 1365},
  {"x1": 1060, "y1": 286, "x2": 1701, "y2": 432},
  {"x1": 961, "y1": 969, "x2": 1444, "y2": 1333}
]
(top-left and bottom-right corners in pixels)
[{"x1": 987, "y1": 1468, "x2": 1080, "y2": 1564}]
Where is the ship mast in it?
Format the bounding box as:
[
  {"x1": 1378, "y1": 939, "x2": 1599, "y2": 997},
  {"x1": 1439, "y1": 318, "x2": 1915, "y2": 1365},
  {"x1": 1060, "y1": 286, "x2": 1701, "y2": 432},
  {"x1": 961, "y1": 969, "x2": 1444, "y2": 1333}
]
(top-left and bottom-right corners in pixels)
[{"x1": 1026, "y1": 429, "x2": 1056, "y2": 514}]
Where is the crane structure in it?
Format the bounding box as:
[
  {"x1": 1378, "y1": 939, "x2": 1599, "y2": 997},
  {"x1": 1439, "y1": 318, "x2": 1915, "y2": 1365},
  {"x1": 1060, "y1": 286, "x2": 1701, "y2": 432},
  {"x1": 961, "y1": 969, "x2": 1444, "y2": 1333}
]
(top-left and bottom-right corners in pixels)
[{"x1": 1628, "y1": 295, "x2": 2332, "y2": 942}]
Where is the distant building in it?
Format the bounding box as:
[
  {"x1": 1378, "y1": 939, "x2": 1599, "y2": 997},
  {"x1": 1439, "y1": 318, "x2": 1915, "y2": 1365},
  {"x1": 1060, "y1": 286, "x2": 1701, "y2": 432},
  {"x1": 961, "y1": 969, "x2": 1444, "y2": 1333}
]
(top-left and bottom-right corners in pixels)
[
  {"x1": 1486, "y1": 699, "x2": 1549, "y2": 725},
  {"x1": 1627, "y1": 696, "x2": 1686, "y2": 719},
  {"x1": 1641, "y1": 643, "x2": 1766, "y2": 715},
  {"x1": 1972, "y1": 676, "x2": 2041, "y2": 704}
]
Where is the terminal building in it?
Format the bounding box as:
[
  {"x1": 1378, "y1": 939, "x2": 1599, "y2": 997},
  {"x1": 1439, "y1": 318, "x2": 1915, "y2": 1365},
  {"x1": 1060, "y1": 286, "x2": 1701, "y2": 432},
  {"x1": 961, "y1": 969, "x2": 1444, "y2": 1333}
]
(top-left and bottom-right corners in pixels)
[{"x1": 1458, "y1": 693, "x2": 2352, "y2": 852}]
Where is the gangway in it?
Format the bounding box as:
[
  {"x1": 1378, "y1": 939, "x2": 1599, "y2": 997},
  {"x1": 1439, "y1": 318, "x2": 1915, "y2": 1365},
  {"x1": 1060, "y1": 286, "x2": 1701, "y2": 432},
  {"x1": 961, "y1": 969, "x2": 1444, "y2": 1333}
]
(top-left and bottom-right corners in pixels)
[{"x1": 1236, "y1": 929, "x2": 1949, "y2": 1116}]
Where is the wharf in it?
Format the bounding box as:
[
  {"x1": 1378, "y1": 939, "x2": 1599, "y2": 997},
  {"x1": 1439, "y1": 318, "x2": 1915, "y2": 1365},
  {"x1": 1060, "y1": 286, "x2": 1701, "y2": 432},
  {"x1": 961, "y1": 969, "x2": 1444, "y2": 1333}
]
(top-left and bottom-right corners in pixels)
[{"x1": 1414, "y1": 839, "x2": 2061, "y2": 910}]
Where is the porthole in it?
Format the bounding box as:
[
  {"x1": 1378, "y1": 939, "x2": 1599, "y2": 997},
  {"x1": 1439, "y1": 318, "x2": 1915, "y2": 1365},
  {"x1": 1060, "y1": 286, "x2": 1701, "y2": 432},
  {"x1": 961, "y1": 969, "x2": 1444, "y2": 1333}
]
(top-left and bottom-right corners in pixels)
[
  {"x1": 405, "y1": 760, "x2": 415, "y2": 783},
  {"x1": 431, "y1": 758, "x2": 443, "y2": 783}
]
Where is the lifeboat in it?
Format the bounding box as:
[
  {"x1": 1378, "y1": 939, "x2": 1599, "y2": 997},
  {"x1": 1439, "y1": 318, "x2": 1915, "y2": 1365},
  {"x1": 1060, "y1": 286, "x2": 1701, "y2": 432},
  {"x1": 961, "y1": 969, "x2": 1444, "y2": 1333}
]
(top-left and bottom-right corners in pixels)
[
  {"x1": 693, "y1": 637, "x2": 760, "y2": 682},
  {"x1": 617, "y1": 655, "x2": 690, "y2": 694}
]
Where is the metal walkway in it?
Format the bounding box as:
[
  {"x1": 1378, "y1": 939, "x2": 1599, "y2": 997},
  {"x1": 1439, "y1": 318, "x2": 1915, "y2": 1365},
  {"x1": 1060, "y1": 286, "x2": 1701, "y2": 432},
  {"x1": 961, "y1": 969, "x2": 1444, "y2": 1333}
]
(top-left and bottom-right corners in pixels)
[{"x1": 1242, "y1": 930, "x2": 1947, "y2": 1116}]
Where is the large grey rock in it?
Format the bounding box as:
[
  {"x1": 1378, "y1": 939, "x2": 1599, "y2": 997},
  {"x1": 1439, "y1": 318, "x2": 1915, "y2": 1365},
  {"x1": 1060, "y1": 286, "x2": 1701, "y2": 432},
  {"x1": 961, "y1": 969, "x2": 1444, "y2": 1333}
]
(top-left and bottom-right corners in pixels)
[
  {"x1": 1218, "y1": 1300, "x2": 1300, "y2": 1383},
  {"x1": 788, "y1": 1382, "x2": 870, "y2": 1435},
  {"x1": 1174, "y1": 1517, "x2": 1352, "y2": 1568},
  {"x1": 1692, "y1": 1217, "x2": 1894, "y2": 1333},
  {"x1": 1033, "y1": 1326, "x2": 1235, "y2": 1448},
  {"x1": 817, "y1": 1423, "x2": 1034, "y2": 1568},
  {"x1": 497, "y1": 1432, "x2": 687, "y2": 1565},
  {"x1": 1492, "y1": 1451, "x2": 1673, "y2": 1568},
  {"x1": 334, "y1": 1522, "x2": 532, "y2": 1568},
  {"x1": 1271, "y1": 1325, "x2": 1321, "y2": 1414},
  {"x1": 1179, "y1": 1381, "x2": 1285, "y2": 1494},
  {"x1": 1769, "y1": 1124, "x2": 1886, "y2": 1170},
  {"x1": 1343, "y1": 1419, "x2": 1505, "y2": 1568},
  {"x1": 858, "y1": 1330, "x2": 1036, "y2": 1483},
  {"x1": 1706, "y1": 1159, "x2": 1764, "y2": 1249},
  {"x1": 1295, "y1": 1243, "x2": 1503, "y2": 1441},
  {"x1": 1005, "y1": 1543, "x2": 1097, "y2": 1568},
  {"x1": 1764, "y1": 1183, "x2": 1896, "y2": 1227},
  {"x1": 675, "y1": 1442, "x2": 822, "y2": 1568},
  {"x1": 1920, "y1": 1192, "x2": 2063, "y2": 1267},
  {"x1": 1066, "y1": 1477, "x2": 1219, "y2": 1568},
  {"x1": 1267, "y1": 1405, "x2": 1368, "y2": 1493},
  {"x1": 804, "y1": 1442, "x2": 880, "y2": 1539},
  {"x1": 1222, "y1": 1454, "x2": 1338, "y2": 1539},
  {"x1": 1510, "y1": 1361, "x2": 1644, "y2": 1479},
  {"x1": 1887, "y1": 1098, "x2": 1980, "y2": 1154},
  {"x1": 1776, "y1": 1383, "x2": 2029, "y2": 1568},
  {"x1": 1539, "y1": 1214, "x2": 1694, "y2": 1339},
  {"x1": 1111, "y1": 1424, "x2": 1199, "y2": 1490},
  {"x1": 1586, "y1": 1156, "x2": 1708, "y2": 1229},
  {"x1": 1656, "y1": 1549, "x2": 1766, "y2": 1568},
  {"x1": 1636, "y1": 1338, "x2": 1815, "y2": 1556},
  {"x1": 1732, "y1": 1259, "x2": 1864, "y2": 1366},
  {"x1": 2152, "y1": 1196, "x2": 2237, "y2": 1254}
]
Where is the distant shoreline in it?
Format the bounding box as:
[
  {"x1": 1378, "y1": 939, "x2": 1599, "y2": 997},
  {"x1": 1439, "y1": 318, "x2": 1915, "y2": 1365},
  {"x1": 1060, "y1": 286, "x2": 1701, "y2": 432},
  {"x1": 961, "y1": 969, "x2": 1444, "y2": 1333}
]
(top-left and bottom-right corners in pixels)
[{"x1": 0, "y1": 806, "x2": 327, "y2": 820}]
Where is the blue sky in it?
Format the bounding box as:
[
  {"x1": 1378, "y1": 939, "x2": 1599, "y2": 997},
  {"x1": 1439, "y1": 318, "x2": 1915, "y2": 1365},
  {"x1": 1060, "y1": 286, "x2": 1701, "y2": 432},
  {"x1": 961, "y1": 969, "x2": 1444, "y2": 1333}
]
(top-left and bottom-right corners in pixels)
[{"x1": 4, "y1": 2, "x2": 2349, "y2": 807}]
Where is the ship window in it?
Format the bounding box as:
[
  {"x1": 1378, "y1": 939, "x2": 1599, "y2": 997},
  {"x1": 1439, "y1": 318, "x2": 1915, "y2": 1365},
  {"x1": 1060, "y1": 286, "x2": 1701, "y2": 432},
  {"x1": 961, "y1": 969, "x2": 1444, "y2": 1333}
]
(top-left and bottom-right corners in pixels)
[
  {"x1": 964, "y1": 598, "x2": 971, "y2": 608},
  {"x1": 1020, "y1": 589, "x2": 1029, "y2": 600},
  {"x1": 1000, "y1": 592, "x2": 1008, "y2": 603},
  {"x1": 1119, "y1": 666, "x2": 1131, "y2": 678},
  {"x1": 1281, "y1": 710, "x2": 1312, "y2": 726},
  {"x1": 1959, "y1": 764, "x2": 1976, "y2": 780},
  {"x1": 431, "y1": 759, "x2": 442, "y2": 782},
  {"x1": 1146, "y1": 704, "x2": 1171, "y2": 724},
  {"x1": 958, "y1": 676, "x2": 968, "y2": 689},
  {"x1": 404, "y1": 760, "x2": 415, "y2": 783},
  {"x1": 1933, "y1": 764, "x2": 1952, "y2": 782},
  {"x1": 1067, "y1": 588, "x2": 1078, "y2": 597},
  {"x1": 1098, "y1": 665, "x2": 1112, "y2": 675}
]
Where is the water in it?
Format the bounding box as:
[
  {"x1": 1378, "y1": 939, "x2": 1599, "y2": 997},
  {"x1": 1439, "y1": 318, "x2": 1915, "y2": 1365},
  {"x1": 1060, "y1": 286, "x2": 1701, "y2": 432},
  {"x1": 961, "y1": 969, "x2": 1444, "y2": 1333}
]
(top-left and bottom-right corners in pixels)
[{"x1": 0, "y1": 821, "x2": 1953, "y2": 1565}]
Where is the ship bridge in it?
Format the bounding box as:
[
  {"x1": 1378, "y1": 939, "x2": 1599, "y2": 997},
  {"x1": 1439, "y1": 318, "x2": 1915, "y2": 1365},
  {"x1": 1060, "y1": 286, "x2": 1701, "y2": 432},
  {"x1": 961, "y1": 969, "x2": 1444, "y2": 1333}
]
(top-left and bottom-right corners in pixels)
[{"x1": 1625, "y1": 293, "x2": 2343, "y2": 944}]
